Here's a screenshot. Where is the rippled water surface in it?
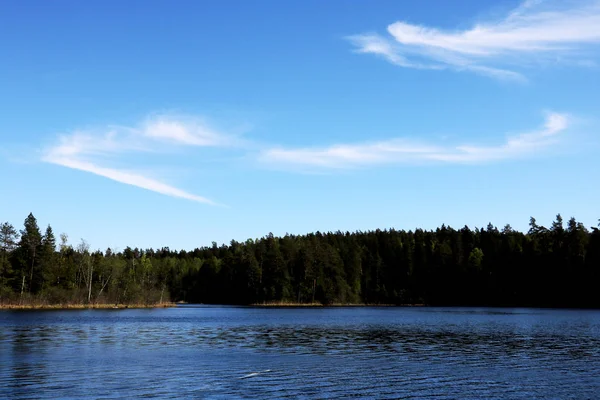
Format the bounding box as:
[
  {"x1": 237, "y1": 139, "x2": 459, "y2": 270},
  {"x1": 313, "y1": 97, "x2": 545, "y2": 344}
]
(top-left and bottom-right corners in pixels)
[{"x1": 1, "y1": 306, "x2": 599, "y2": 399}]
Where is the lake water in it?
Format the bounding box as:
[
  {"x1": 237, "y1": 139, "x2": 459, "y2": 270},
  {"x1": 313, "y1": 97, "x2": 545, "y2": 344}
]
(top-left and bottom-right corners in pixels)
[{"x1": 1, "y1": 306, "x2": 599, "y2": 399}]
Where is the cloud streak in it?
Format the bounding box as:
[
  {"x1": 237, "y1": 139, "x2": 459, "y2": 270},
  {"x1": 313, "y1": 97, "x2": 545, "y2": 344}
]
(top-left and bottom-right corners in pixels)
[
  {"x1": 44, "y1": 112, "x2": 573, "y2": 199},
  {"x1": 259, "y1": 113, "x2": 569, "y2": 169},
  {"x1": 46, "y1": 156, "x2": 216, "y2": 204},
  {"x1": 348, "y1": 0, "x2": 600, "y2": 80},
  {"x1": 42, "y1": 115, "x2": 234, "y2": 205}
]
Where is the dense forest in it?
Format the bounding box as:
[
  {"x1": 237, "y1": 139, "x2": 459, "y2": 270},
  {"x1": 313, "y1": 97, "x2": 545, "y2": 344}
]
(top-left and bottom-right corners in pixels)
[{"x1": 1, "y1": 213, "x2": 599, "y2": 308}]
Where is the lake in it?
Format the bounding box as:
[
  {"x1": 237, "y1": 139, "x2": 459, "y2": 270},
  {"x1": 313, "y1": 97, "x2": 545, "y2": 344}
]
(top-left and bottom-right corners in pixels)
[{"x1": 1, "y1": 306, "x2": 599, "y2": 399}]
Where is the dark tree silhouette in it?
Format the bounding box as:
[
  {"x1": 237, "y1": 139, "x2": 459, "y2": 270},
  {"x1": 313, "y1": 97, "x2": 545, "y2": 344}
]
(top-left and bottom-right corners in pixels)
[{"x1": 1, "y1": 213, "x2": 599, "y2": 308}]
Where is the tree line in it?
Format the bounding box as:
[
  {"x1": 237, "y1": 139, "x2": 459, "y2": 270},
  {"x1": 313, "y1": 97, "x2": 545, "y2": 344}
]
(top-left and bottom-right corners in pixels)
[{"x1": 1, "y1": 212, "x2": 599, "y2": 307}]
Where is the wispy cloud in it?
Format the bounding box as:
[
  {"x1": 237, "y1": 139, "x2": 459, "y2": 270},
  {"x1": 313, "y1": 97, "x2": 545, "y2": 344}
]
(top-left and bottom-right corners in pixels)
[
  {"x1": 141, "y1": 115, "x2": 237, "y2": 147},
  {"x1": 43, "y1": 112, "x2": 574, "y2": 196},
  {"x1": 348, "y1": 0, "x2": 600, "y2": 80},
  {"x1": 42, "y1": 115, "x2": 236, "y2": 205},
  {"x1": 259, "y1": 113, "x2": 569, "y2": 169}
]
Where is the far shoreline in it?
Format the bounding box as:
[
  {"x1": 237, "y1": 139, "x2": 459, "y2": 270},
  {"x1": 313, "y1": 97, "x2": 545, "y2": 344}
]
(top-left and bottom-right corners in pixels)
[
  {"x1": 175, "y1": 301, "x2": 427, "y2": 307},
  {"x1": 0, "y1": 302, "x2": 176, "y2": 310},
  {"x1": 250, "y1": 302, "x2": 427, "y2": 307}
]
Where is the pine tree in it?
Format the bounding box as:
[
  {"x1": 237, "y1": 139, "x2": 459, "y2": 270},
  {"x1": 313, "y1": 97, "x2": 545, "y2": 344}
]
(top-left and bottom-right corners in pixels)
[
  {"x1": 39, "y1": 225, "x2": 57, "y2": 292},
  {"x1": 18, "y1": 213, "x2": 42, "y2": 298}
]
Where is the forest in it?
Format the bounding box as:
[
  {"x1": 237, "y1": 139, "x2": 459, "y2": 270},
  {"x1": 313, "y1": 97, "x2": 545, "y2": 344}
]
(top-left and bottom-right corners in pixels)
[{"x1": 1, "y1": 212, "x2": 599, "y2": 308}]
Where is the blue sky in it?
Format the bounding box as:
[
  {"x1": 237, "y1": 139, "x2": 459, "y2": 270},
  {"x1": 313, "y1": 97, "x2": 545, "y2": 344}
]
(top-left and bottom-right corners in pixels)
[{"x1": 1, "y1": 0, "x2": 599, "y2": 251}]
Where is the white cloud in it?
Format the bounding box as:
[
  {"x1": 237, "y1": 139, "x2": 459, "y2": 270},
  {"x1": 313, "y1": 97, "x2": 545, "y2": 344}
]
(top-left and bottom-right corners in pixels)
[
  {"x1": 259, "y1": 113, "x2": 569, "y2": 168},
  {"x1": 348, "y1": 0, "x2": 600, "y2": 80},
  {"x1": 42, "y1": 115, "x2": 233, "y2": 205},
  {"x1": 142, "y1": 116, "x2": 234, "y2": 146},
  {"x1": 45, "y1": 156, "x2": 217, "y2": 205}
]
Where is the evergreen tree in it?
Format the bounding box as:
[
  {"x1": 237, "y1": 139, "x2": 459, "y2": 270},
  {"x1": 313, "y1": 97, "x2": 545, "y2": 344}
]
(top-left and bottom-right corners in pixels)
[
  {"x1": 17, "y1": 213, "x2": 42, "y2": 297},
  {"x1": 0, "y1": 222, "x2": 19, "y2": 300},
  {"x1": 39, "y1": 225, "x2": 57, "y2": 292}
]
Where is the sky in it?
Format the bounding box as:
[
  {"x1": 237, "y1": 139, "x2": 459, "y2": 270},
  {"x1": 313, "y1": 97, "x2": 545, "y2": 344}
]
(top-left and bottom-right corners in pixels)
[{"x1": 1, "y1": 0, "x2": 599, "y2": 251}]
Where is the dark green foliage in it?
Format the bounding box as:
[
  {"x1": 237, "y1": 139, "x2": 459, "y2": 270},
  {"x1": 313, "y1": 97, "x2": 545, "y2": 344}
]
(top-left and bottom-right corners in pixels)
[
  {"x1": 17, "y1": 213, "x2": 42, "y2": 295},
  {"x1": 1, "y1": 212, "x2": 599, "y2": 307},
  {"x1": 0, "y1": 222, "x2": 19, "y2": 300}
]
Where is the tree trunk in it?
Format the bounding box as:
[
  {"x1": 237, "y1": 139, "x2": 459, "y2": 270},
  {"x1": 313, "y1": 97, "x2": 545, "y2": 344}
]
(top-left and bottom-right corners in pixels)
[
  {"x1": 96, "y1": 275, "x2": 111, "y2": 304},
  {"x1": 28, "y1": 249, "x2": 36, "y2": 294},
  {"x1": 20, "y1": 275, "x2": 25, "y2": 304},
  {"x1": 87, "y1": 263, "x2": 93, "y2": 303}
]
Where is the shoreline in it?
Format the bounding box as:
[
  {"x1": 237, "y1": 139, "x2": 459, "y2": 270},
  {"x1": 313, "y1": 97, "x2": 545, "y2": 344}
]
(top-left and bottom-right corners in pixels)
[
  {"x1": 0, "y1": 302, "x2": 176, "y2": 310},
  {"x1": 249, "y1": 302, "x2": 426, "y2": 307}
]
